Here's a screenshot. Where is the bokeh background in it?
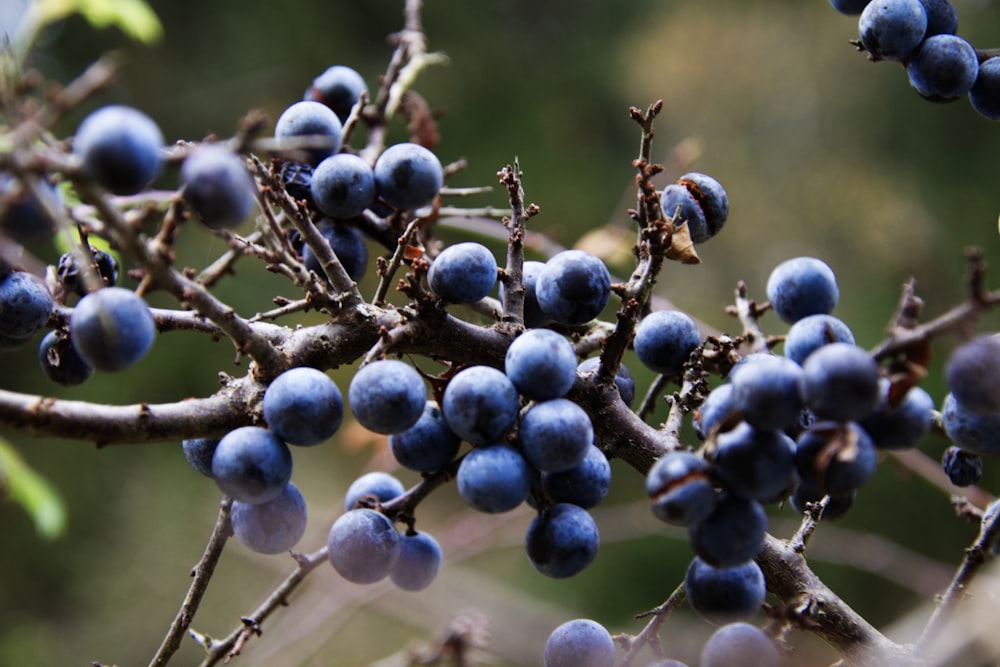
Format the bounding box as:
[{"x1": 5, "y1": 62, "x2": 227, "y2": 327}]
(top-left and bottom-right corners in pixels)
[{"x1": 4, "y1": 0, "x2": 1000, "y2": 665}]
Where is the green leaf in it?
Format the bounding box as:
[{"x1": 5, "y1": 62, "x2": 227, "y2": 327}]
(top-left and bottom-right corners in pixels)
[
  {"x1": 32, "y1": 0, "x2": 163, "y2": 44},
  {"x1": 0, "y1": 437, "x2": 67, "y2": 540}
]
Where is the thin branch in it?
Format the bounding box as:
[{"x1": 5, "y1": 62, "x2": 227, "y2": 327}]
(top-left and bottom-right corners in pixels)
[
  {"x1": 497, "y1": 160, "x2": 536, "y2": 327},
  {"x1": 619, "y1": 581, "x2": 686, "y2": 666}
]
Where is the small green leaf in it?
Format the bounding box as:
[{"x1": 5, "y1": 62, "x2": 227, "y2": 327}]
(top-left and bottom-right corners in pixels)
[
  {"x1": 33, "y1": 0, "x2": 163, "y2": 45},
  {"x1": 0, "y1": 437, "x2": 67, "y2": 540}
]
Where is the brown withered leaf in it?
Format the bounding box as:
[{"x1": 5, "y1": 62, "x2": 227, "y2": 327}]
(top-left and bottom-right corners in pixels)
[
  {"x1": 665, "y1": 223, "x2": 701, "y2": 265},
  {"x1": 400, "y1": 90, "x2": 439, "y2": 150}
]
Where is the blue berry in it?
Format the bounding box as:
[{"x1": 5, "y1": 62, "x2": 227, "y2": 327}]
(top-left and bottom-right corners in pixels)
[
  {"x1": 859, "y1": 0, "x2": 928, "y2": 61},
  {"x1": 647, "y1": 451, "x2": 717, "y2": 527},
  {"x1": 802, "y1": 343, "x2": 880, "y2": 422},
  {"x1": 310, "y1": 153, "x2": 376, "y2": 220},
  {"x1": 506, "y1": 329, "x2": 578, "y2": 401},
  {"x1": 795, "y1": 421, "x2": 878, "y2": 495},
  {"x1": 263, "y1": 367, "x2": 344, "y2": 446},
  {"x1": 661, "y1": 173, "x2": 729, "y2": 244},
  {"x1": 700, "y1": 622, "x2": 781, "y2": 667},
  {"x1": 231, "y1": 481, "x2": 308, "y2": 554},
  {"x1": 921, "y1": 0, "x2": 958, "y2": 36},
  {"x1": 275, "y1": 100, "x2": 343, "y2": 166},
  {"x1": 941, "y1": 392, "x2": 1000, "y2": 455},
  {"x1": 766, "y1": 256, "x2": 839, "y2": 324},
  {"x1": 344, "y1": 471, "x2": 406, "y2": 511},
  {"x1": 907, "y1": 35, "x2": 979, "y2": 102},
  {"x1": 499, "y1": 259, "x2": 550, "y2": 327},
  {"x1": 280, "y1": 161, "x2": 314, "y2": 206},
  {"x1": 685, "y1": 556, "x2": 766, "y2": 625},
  {"x1": 713, "y1": 422, "x2": 798, "y2": 503},
  {"x1": 348, "y1": 359, "x2": 426, "y2": 435},
  {"x1": 181, "y1": 437, "x2": 219, "y2": 477},
  {"x1": 693, "y1": 383, "x2": 738, "y2": 441},
  {"x1": 390, "y1": 530, "x2": 442, "y2": 591},
  {"x1": 577, "y1": 357, "x2": 636, "y2": 407},
  {"x1": 0, "y1": 173, "x2": 59, "y2": 245},
  {"x1": 301, "y1": 222, "x2": 368, "y2": 282},
  {"x1": 535, "y1": 250, "x2": 611, "y2": 326},
  {"x1": 327, "y1": 508, "x2": 400, "y2": 584},
  {"x1": 73, "y1": 105, "x2": 164, "y2": 194},
  {"x1": 211, "y1": 426, "x2": 293, "y2": 505},
  {"x1": 830, "y1": 0, "x2": 871, "y2": 14},
  {"x1": 38, "y1": 330, "x2": 92, "y2": 387},
  {"x1": 790, "y1": 483, "x2": 857, "y2": 521},
  {"x1": 0, "y1": 271, "x2": 52, "y2": 339},
  {"x1": 730, "y1": 354, "x2": 805, "y2": 432},
  {"x1": 633, "y1": 309, "x2": 701, "y2": 377},
  {"x1": 970, "y1": 57, "x2": 1000, "y2": 121},
  {"x1": 525, "y1": 503, "x2": 600, "y2": 578},
  {"x1": 57, "y1": 248, "x2": 120, "y2": 296},
  {"x1": 541, "y1": 444, "x2": 611, "y2": 509},
  {"x1": 941, "y1": 446, "x2": 983, "y2": 487},
  {"x1": 305, "y1": 65, "x2": 367, "y2": 122},
  {"x1": 857, "y1": 379, "x2": 934, "y2": 450},
  {"x1": 389, "y1": 402, "x2": 461, "y2": 473},
  {"x1": 456, "y1": 443, "x2": 531, "y2": 513},
  {"x1": 783, "y1": 314, "x2": 855, "y2": 366},
  {"x1": 180, "y1": 146, "x2": 255, "y2": 229},
  {"x1": 945, "y1": 335, "x2": 1000, "y2": 415},
  {"x1": 519, "y1": 398, "x2": 594, "y2": 474},
  {"x1": 373, "y1": 142, "x2": 443, "y2": 211},
  {"x1": 69, "y1": 287, "x2": 155, "y2": 372},
  {"x1": 543, "y1": 618, "x2": 616, "y2": 667},
  {"x1": 441, "y1": 365, "x2": 520, "y2": 445},
  {"x1": 427, "y1": 242, "x2": 498, "y2": 304},
  {"x1": 688, "y1": 493, "x2": 767, "y2": 568}
]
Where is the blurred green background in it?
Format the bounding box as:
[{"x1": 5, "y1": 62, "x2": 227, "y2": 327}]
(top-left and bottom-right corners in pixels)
[{"x1": 4, "y1": 0, "x2": 1000, "y2": 665}]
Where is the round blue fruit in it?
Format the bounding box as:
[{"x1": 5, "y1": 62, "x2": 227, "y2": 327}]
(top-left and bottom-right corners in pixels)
[
  {"x1": 859, "y1": 0, "x2": 928, "y2": 61},
  {"x1": 0, "y1": 271, "x2": 52, "y2": 339},
  {"x1": 275, "y1": 100, "x2": 343, "y2": 166},
  {"x1": 941, "y1": 392, "x2": 1000, "y2": 455},
  {"x1": 519, "y1": 398, "x2": 594, "y2": 474},
  {"x1": 857, "y1": 379, "x2": 934, "y2": 450},
  {"x1": 373, "y1": 142, "x2": 443, "y2": 211},
  {"x1": 211, "y1": 426, "x2": 293, "y2": 505},
  {"x1": 506, "y1": 329, "x2": 578, "y2": 401},
  {"x1": 344, "y1": 471, "x2": 406, "y2": 511},
  {"x1": 327, "y1": 508, "x2": 400, "y2": 584},
  {"x1": 535, "y1": 250, "x2": 611, "y2": 326},
  {"x1": 388, "y1": 402, "x2": 461, "y2": 473},
  {"x1": 301, "y1": 222, "x2": 368, "y2": 283},
  {"x1": 525, "y1": 502, "x2": 600, "y2": 578},
  {"x1": 263, "y1": 367, "x2": 344, "y2": 446},
  {"x1": 783, "y1": 313, "x2": 855, "y2": 366},
  {"x1": 700, "y1": 622, "x2": 781, "y2": 667},
  {"x1": 647, "y1": 451, "x2": 717, "y2": 527},
  {"x1": 305, "y1": 65, "x2": 367, "y2": 122},
  {"x1": 971, "y1": 57, "x2": 1000, "y2": 121},
  {"x1": 946, "y1": 335, "x2": 1000, "y2": 415},
  {"x1": 38, "y1": 330, "x2": 92, "y2": 387},
  {"x1": 499, "y1": 259, "x2": 550, "y2": 328},
  {"x1": 941, "y1": 446, "x2": 983, "y2": 487},
  {"x1": 713, "y1": 422, "x2": 798, "y2": 504},
  {"x1": 685, "y1": 556, "x2": 766, "y2": 625},
  {"x1": 442, "y1": 365, "x2": 520, "y2": 445},
  {"x1": 830, "y1": 0, "x2": 872, "y2": 14},
  {"x1": 688, "y1": 493, "x2": 767, "y2": 568},
  {"x1": 456, "y1": 443, "x2": 531, "y2": 513},
  {"x1": 69, "y1": 287, "x2": 156, "y2": 372},
  {"x1": 231, "y1": 481, "x2": 308, "y2": 554},
  {"x1": 348, "y1": 359, "x2": 426, "y2": 435},
  {"x1": 310, "y1": 153, "x2": 376, "y2": 220},
  {"x1": 633, "y1": 309, "x2": 701, "y2": 377},
  {"x1": 730, "y1": 353, "x2": 805, "y2": 432},
  {"x1": 543, "y1": 618, "x2": 616, "y2": 667},
  {"x1": 577, "y1": 356, "x2": 636, "y2": 407},
  {"x1": 180, "y1": 146, "x2": 256, "y2": 229},
  {"x1": 73, "y1": 105, "x2": 164, "y2": 195},
  {"x1": 541, "y1": 444, "x2": 611, "y2": 509},
  {"x1": 181, "y1": 437, "x2": 219, "y2": 477},
  {"x1": 795, "y1": 421, "x2": 878, "y2": 495},
  {"x1": 427, "y1": 242, "x2": 498, "y2": 304},
  {"x1": 766, "y1": 256, "x2": 839, "y2": 324},
  {"x1": 661, "y1": 173, "x2": 729, "y2": 244},
  {"x1": 921, "y1": 0, "x2": 959, "y2": 36},
  {"x1": 802, "y1": 342, "x2": 880, "y2": 422},
  {"x1": 57, "y1": 248, "x2": 120, "y2": 296},
  {"x1": 693, "y1": 383, "x2": 737, "y2": 441},
  {"x1": 390, "y1": 530, "x2": 443, "y2": 591},
  {"x1": 907, "y1": 34, "x2": 979, "y2": 103},
  {"x1": 790, "y1": 483, "x2": 856, "y2": 521}
]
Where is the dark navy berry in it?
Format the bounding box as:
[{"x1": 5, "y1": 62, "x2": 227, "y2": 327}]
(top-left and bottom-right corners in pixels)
[
  {"x1": 427, "y1": 242, "x2": 498, "y2": 304},
  {"x1": 688, "y1": 493, "x2": 767, "y2": 568},
  {"x1": 647, "y1": 451, "x2": 717, "y2": 527},
  {"x1": 921, "y1": 0, "x2": 958, "y2": 36},
  {"x1": 506, "y1": 329, "x2": 578, "y2": 401},
  {"x1": 344, "y1": 471, "x2": 405, "y2": 511},
  {"x1": 795, "y1": 421, "x2": 877, "y2": 495},
  {"x1": 0, "y1": 271, "x2": 52, "y2": 339},
  {"x1": 859, "y1": 0, "x2": 928, "y2": 61},
  {"x1": 700, "y1": 623, "x2": 781, "y2": 667},
  {"x1": 802, "y1": 343, "x2": 880, "y2": 422},
  {"x1": 231, "y1": 481, "x2": 307, "y2": 554},
  {"x1": 499, "y1": 259, "x2": 550, "y2": 328},
  {"x1": 971, "y1": 57, "x2": 1000, "y2": 121},
  {"x1": 941, "y1": 446, "x2": 983, "y2": 487},
  {"x1": 790, "y1": 483, "x2": 857, "y2": 521},
  {"x1": 541, "y1": 444, "x2": 611, "y2": 509},
  {"x1": 685, "y1": 556, "x2": 766, "y2": 625},
  {"x1": 519, "y1": 398, "x2": 594, "y2": 474},
  {"x1": 830, "y1": 0, "x2": 871, "y2": 14},
  {"x1": 327, "y1": 508, "x2": 400, "y2": 584},
  {"x1": 0, "y1": 173, "x2": 59, "y2": 245},
  {"x1": 713, "y1": 422, "x2": 798, "y2": 504},
  {"x1": 373, "y1": 142, "x2": 443, "y2": 211},
  {"x1": 305, "y1": 65, "x2": 367, "y2": 122},
  {"x1": 857, "y1": 379, "x2": 934, "y2": 450},
  {"x1": 69, "y1": 287, "x2": 155, "y2": 372},
  {"x1": 783, "y1": 314, "x2": 855, "y2": 366},
  {"x1": 302, "y1": 222, "x2": 368, "y2": 282},
  {"x1": 263, "y1": 367, "x2": 344, "y2": 446},
  {"x1": 280, "y1": 161, "x2": 314, "y2": 206},
  {"x1": 660, "y1": 173, "x2": 729, "y2": 244},
  {"x1": 456, "y1": 443, "x2": 531, "y2": 513},
  {"x1": 577, "y1": 357, "x2": 636, "y2": 408},
  {"x1": 73, "y1": 105, "x2": 164, "y2": 195},
  {"x1": 348, "y1": 359, "x2": 426, "y2": 435},
  {"x1": 390, "y1": 530, "x2": 442, "y2": 591},
  {"x1": 730, "y1": 354, "x2": 805, "y2": 432},
  {"x1": 535, "y1": 250, "x2": 611, "y2": 326},
  {"x1": 38, "y1": 330, "x2": 92, "y2": 386},
  {"x1": 941, "y1": 392, "x2": 1000, "y2": 455},
  {"x1": 946, "y1": 335, "x2": 1000, "y2": 415},
  {"x1": 693, "y1": 383, "x2": 738, "y2": 441},
  {"x1": 525, "y1": 502, "x2": 600, "y2": 578},
  {"x1": 766, "y1": 256, "x2": 839, "y2": 324},
  {"x1": 57, "y1": 248, "x2": 120, "y2": 296},
  {"x1": 907, "y1": 35, "x2": 979, "y2": 103},
  {"x1": 543, "y1": 618, "x2": 616, "y2": 667},
  {"x1": 442, "y1": 365, "x2": 520, "y2": 445},
  {"x1": 211, "y1": 426, "x2": 293, "y2": 505},
  {"x1": 180, "y1": 146, "x2": 256, "y2": 229},
  {"x1": 633, "y1": 309, "x2": 701, "y2": 377},
  {"x1": 310, "y1": 153, "x2": 376, "y2": 219},
  {"x1": 181, "y1": 437, "x2": 219, "y2": 477},
  {"x1": 275, "y1": 100, "x2": 343, "y2": 166},
  {"x1": 388, "y1": 402, "x2": 461, "y2": 473}
]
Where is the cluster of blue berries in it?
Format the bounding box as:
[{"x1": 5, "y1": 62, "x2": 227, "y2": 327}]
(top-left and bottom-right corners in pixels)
[{"x1": 829, "y1": 0, "x2": 1000, "y2": 119}]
